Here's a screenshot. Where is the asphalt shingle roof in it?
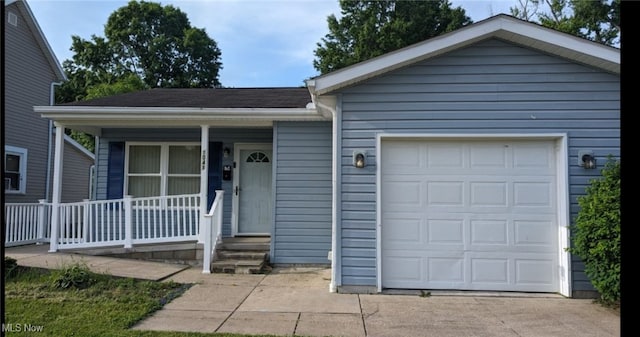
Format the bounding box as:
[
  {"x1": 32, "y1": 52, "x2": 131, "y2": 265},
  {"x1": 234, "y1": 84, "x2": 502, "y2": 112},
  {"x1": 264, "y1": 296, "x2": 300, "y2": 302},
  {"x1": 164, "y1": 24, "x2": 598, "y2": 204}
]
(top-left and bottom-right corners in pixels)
[{"x1": 61, "y1": 87, "x2": 312, "y2": 109}]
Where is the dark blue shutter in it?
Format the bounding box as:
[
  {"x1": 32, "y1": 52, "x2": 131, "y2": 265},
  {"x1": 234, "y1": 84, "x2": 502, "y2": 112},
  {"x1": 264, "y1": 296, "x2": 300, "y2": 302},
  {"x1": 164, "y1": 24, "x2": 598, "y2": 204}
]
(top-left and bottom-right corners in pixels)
[
  {"x1": 107, "y1": 142, "x2": 125, "y2": 199},
  {"x1": 207, "y1": 142, "x2": 223, "y2": 209}
]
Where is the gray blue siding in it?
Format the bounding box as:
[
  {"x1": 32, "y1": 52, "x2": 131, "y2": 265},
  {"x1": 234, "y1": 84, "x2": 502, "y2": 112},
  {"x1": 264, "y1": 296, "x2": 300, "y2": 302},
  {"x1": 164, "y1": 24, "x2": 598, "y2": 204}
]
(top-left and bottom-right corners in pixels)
[
  {"x1": 5, "y1": 3, "x2": 56, "y2": 203},
  {"x1": 272, "y1": 122, "x2": 332, "y2": 264},
  {"x1": 5, "y1": 3, "x2": 92, "y2": 204},
  {"x1": 59, "y1": 140, "x2": 93, "y2": 202},
  {"x1": 95, "y1": 127, "x2": 272, "y2": 237},
  {"x1": 336, "y1": 38, "x2": 619, "y2": 293}
]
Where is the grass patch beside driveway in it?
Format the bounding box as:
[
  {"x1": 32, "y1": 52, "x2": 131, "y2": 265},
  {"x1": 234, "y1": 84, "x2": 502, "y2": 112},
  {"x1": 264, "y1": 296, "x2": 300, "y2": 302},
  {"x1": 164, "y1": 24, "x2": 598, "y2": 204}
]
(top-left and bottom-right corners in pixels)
[{"x1": 3, "y1": 264, "x2": 282, "y2": 337}]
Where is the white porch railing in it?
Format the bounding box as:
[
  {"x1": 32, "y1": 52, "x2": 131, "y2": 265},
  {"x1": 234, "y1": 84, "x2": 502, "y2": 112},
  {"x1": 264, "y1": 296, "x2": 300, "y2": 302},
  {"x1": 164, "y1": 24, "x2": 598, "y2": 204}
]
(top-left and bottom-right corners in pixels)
[
  {"x1": 4, "y1": 194, "x2": 202, "y2": 251},
  {"x1": 6, "y1": 192, "x2": 226, "y2": 272},
  {"x1": 202, "y1": 190, "x2": 224, "y2": 274},
  {"x1": 4, "y1": 200, "x2": 51, "y2": 247}
]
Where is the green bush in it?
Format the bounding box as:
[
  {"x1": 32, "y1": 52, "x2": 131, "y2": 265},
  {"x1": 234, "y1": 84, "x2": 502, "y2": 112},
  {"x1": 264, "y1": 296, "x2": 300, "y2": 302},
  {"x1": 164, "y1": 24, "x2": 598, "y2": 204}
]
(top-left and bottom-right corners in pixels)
[
  {"x1": 568, "y1": 157, "x2": 620, "y2": 304},
  {"x1": 51, "y1": 263, "x2": 96, "y2": 289},
  {"x1": 4, "y1": 256, "x2": 18, "y2": 278}
]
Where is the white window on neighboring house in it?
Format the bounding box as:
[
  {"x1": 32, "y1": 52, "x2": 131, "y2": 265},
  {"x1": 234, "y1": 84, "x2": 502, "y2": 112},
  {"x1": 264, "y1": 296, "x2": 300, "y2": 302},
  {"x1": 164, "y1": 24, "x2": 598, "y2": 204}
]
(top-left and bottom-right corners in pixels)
[
  {"x1": 125, "y1": 142, "x2": 201, "y2": 197},
  {"x1": 4, "y1": 146, "x2": 28, "y2": 194}
]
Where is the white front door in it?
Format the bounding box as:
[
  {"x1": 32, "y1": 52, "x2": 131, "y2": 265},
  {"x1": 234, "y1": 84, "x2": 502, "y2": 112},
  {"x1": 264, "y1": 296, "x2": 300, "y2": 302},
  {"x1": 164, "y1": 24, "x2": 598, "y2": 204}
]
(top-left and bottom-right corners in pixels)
[{"x1": 233, "y1": 144, "x2": 273, "y2": 236}]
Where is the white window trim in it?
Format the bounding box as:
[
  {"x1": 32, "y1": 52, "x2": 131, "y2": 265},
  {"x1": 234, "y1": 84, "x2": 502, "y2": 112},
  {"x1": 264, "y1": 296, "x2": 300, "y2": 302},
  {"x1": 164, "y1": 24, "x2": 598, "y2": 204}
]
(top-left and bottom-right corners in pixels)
[
  {"x1": 124, "y1": 142, "x2": 200, "y2": 197},
  {"x1": 4, "y1": 145, "x2": 28, "y2": 194}
]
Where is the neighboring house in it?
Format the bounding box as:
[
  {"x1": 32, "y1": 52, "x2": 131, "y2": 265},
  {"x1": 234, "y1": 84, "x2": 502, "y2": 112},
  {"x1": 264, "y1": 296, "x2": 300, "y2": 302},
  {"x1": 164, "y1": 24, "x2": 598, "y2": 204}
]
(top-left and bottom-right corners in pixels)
[
  {"x1": 35, "y1": 15, "x2": 619, "y2": 298},
  {"x1": 4, "y1": 0, "x2": 95, "y2": 204}
]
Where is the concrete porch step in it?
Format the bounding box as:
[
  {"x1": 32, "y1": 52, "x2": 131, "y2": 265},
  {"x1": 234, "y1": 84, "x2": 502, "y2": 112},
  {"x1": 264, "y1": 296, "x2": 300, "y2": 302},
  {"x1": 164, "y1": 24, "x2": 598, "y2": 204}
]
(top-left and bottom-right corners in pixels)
[
  {"x1": 211, "y1": 259, "x2": 268, "y2": 274},
  {"x1": 217, "y1": 250, "x2": 268, "y2": 261},
  {"x1": 212, "y1": 236, "x2": 271, "y2": 274},
  {"x1": 219, "y1": 237, "x2": 270, "y2": 251}
]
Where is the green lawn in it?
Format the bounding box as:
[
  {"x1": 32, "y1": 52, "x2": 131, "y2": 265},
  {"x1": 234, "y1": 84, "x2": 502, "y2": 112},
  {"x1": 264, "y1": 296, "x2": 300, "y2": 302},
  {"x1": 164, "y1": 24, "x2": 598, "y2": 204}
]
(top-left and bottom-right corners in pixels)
[{"x1": 3, "y1": 262, "x2": 282, "y2": 337}]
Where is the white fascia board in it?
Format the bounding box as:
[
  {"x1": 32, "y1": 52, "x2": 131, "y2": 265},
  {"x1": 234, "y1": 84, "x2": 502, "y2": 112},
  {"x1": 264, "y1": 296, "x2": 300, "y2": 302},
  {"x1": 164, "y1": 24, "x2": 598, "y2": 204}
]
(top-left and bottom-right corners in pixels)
[
  {"x1": 35, "y1": 106, "x2": 328, "y2": 125},
  {"x1": 311, "y1": 24, "x2": 489, "y2": 95},
  {"x1": 310, "y1": 15, "x2": 619, "y2": 95},
  {"x1": 495, "y1": 18, "x2": 619, "y2": 73}
]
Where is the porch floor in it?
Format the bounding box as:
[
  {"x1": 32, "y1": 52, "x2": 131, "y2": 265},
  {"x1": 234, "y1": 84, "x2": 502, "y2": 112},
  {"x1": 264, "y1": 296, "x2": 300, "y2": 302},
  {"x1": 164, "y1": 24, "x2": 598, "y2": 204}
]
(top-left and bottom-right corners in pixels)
[
  {"x1": 5, "y1": 244, "x2": 190, "y2": 281},
  {"x1": 59, "y1": 240, "x2": 204, "y2": 266}
]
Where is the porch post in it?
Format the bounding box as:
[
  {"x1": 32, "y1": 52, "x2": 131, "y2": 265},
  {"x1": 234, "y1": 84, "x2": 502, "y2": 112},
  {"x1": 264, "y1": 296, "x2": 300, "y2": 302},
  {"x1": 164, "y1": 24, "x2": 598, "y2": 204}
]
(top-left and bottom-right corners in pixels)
[
  {"x1": 123, "y1": 195, "x2": 133, "y2": 248},
  {"x1": 198, "y1": 125, "x2": 209, "y2": 243},
  {"x1": 48, "y1": 123, "x2": 65, "y2": 252},
  {"x1": 37, "y1": 199, "x2": 46, "y2": 244}
]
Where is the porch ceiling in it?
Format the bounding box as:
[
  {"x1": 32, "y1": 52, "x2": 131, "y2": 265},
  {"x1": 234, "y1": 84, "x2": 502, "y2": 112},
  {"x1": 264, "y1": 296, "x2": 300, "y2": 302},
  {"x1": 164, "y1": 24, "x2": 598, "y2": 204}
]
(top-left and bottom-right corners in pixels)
[{"x1": 34, "y1": 106, "x2": 328, "y2": 135}]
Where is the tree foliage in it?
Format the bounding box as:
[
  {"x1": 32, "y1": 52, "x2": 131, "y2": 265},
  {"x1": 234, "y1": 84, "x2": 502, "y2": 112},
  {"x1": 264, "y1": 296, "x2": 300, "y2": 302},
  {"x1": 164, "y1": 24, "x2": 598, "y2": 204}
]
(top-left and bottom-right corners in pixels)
[
  {"x1": 55, "y1": 0, "x2": 223, "y2": 151},
  {"x1": 57, "y1": 0, "x2": 222, "y2": 104},
  {"x1": 313, "y1": 0, "x2": 472, "y2": 74},
  {"x1": 510, "y1": 0, "x2": 619, "y2": 47},
  {"x1": 568, "y1": 158, "x2": 620, "y2": 304}
]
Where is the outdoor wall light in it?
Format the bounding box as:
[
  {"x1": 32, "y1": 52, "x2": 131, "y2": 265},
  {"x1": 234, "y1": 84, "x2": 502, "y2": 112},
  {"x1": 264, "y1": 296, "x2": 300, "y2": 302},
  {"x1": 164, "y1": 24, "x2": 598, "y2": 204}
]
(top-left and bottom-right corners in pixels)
[
  {"x1": 223, "y1": 147, "x2": 230, "y2": 158},
  {"x1": 578, "y1": 150, "x2": 596, "y2": 169},
  {"x1": 353, "y1": 151, "x2": 366, "y2": 168}
]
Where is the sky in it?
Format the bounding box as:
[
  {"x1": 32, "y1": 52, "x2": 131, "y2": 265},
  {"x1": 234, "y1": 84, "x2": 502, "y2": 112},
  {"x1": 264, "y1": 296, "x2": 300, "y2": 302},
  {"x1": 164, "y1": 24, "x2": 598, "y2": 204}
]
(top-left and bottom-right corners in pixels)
[{"x1": 25, "y1": 0, "x2": 516, "y2": 88}]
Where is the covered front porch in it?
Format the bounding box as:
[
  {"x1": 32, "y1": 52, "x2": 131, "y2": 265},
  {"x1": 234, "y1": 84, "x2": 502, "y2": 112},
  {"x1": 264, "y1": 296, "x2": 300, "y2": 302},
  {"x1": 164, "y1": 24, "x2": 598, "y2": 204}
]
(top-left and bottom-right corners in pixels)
[{"x1": 23, "y1": 87, "x2": 329, "y2": 272}]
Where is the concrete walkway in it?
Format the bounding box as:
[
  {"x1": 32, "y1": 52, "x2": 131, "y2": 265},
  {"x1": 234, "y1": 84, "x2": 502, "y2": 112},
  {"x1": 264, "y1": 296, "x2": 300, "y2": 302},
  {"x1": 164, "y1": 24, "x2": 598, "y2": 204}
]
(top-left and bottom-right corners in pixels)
[{"x1": 6, "y1": 244, "x2": 621, "y2": 337}]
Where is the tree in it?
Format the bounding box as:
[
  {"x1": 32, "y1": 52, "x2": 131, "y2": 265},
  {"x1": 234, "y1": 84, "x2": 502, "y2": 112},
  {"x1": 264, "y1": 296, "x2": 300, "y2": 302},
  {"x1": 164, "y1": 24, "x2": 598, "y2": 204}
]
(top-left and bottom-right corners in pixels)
[
  {"x1": 58, "y1": 0, "x2": 222, "y2": 104},
  {"x1": 103, "y1": 0, "x2": 222, "y2": 88},
  {"x1": 510, "y1": 0, "x2": 619, "y2": 47},
  {"x1": 56, "y1": 0, "x2": 223, "y2": 151},
  {"x1": 313, "y1": 0, "x2": 472, "y2": 74}
]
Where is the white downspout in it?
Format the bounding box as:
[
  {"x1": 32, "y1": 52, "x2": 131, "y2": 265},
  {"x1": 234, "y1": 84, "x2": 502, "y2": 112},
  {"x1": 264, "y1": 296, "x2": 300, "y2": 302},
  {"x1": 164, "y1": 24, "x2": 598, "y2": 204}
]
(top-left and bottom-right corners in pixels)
[
  {"x1": 45, "y1": 82, "x2": 63, "y2": 201},
  {"x1": 326, "y1": 100, "x2": 340, "y2": 293},
  {"x1": 308, "y1": 82, "x2": 340, "y2": 292}
]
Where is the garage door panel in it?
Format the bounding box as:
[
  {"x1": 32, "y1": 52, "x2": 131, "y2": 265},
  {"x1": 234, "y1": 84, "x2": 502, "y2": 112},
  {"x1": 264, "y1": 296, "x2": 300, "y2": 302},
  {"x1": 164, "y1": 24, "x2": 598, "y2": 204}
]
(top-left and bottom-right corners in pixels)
[
  {"x1": 384, "y1": 256, "x2": 423, "y2": 283},
  {"x1": 470, "y1": 219, "x2": 508, "y2": 245},
  {"x1": 469, "y1": 143, "x2": 509, "y2": 168},
  {"x1": 427, "y1": 219, "x2": 464, "y2": 244},
  {"x1": 514, "y1": 220, "x2": 554, "y2": 247},
  {"x1": 427, "y1": 181, "x2": 464, "y2": 205},
  {"x1": 427, "y1": 144, "x2": 464, "y2": 168},
  {"x1": 428, "y1": 256, "x2": 465, "y2": 283},
  {"x1": 469, "y1": 182, "x2": 508, "y2": 206},
  {"x1": 471, "y1": 258, "x2": 509, "y2": 284},
  {"x1": 382, "y1": 217, "x2": 424, "y2": 244},
  {"x1": 382, "y1": 142, "x2": 422, "y2": 169},
  {"x1": 381, "y1": 181, "x2": 422, "y2": 206},
  {"x1": 381, "y1": 139, "x2": 559, "y2": 293},
  {"x1": 513, "y1": 182, "x2": 553, "y2": 207},
  {"x1": 515, "y1": 257, "x2": 557, "y2": 288},
  {"x1": 512, "y1": 143, "x2": 554, "y2": 170}
]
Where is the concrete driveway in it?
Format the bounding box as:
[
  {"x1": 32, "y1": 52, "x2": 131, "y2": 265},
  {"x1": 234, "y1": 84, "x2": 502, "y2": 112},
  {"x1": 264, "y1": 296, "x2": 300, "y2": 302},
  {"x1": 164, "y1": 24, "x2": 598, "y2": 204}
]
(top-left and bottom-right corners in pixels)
[
  {"x1": 134, "y1": 267, "x2": 620, "y2": 337},
  {"x1": 6, "y1": 245, "x2": 620, "y2": 337}
]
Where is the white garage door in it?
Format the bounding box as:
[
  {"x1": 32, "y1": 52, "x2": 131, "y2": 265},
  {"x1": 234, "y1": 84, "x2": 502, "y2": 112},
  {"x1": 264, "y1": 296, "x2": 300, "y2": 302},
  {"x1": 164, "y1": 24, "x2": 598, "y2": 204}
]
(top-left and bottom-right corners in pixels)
[{"x1": 381, "y1": 139, "x2": 559, "y2": 292}]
